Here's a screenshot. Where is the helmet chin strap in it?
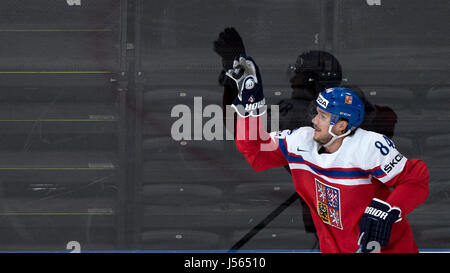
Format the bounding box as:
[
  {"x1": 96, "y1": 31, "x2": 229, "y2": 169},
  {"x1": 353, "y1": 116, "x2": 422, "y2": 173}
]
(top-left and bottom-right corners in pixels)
[{"x1": 323, "y1": 125, "x2": 352, "y2": 148}]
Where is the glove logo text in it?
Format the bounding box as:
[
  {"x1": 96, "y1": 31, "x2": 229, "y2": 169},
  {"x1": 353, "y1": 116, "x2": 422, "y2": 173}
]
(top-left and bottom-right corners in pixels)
[
  {"x1": 364, "y1": 207, "x2": 388, "y2": 220},
  {"x1": 245, "y1": 99, "x2": 265, "y2": 111}
]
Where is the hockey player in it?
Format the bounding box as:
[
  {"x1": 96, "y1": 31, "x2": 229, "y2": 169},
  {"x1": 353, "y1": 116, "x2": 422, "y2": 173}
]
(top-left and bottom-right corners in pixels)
[
  {"x1": 227, "y1": 55, "x2": 429, "y2": 253},
  {"x1": 214, "y1": 28, "x2": 400, "y2": 245}
]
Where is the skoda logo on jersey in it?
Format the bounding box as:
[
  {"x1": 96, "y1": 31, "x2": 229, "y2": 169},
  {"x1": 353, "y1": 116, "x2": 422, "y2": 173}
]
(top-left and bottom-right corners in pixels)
[
  {"x1": 244, "y1": 77, "x2": 255, "y2": 90},
  {"x1": 317, "y1": 93, "x2": 329, "y2": 108},
  {"x1": 383, "y1": 153, "x2": 404, "y2": 174}
]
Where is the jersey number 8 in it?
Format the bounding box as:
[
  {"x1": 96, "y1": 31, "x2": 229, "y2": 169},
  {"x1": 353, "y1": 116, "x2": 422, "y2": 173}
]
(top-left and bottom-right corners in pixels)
[{"x1": 375, "y1": 136, "x2": 395, "y2": 156}]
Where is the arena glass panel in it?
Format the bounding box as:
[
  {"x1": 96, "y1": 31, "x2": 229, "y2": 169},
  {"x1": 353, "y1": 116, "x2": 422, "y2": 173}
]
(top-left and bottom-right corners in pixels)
[
  {"x1": 0, "y1": 0, "x2": 447, "y2": 253},
  {"x1": 138, "y1": 0, "x2": 322, "y2": 251},
  {"x1": 333, "y1": 0, "x2": 450, "y2": 250},
  {"x1": 0, "y1": 0, "x2": 122, "y2": 252},
  {"x1": 137, "y1": 0, "x2": 450, "y2": 252}
]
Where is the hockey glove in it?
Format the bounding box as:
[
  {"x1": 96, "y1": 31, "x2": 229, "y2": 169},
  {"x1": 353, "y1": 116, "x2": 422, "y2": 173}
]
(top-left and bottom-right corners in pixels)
[
  {"x1": 357, "y1": 198, "x2": 402, "y2": 253},
  {"x1": 226, "y1": 55, "x2": 267, "y2": 117}
]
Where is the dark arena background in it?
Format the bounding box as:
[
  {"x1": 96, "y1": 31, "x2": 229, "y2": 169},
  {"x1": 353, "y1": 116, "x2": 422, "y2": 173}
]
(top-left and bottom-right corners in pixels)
[{"x1": 0, "y1": 0, "x2": 448, "y2": 253}]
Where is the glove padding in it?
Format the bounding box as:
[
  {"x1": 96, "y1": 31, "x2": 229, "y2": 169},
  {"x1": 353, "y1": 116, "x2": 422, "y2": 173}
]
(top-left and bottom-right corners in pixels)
[
  {"x1": 226, "y1": 56, "x2": 267, "y2": 117},
  {"x1": 357, "y1": 198, "x2": 402, "y2": 253}
]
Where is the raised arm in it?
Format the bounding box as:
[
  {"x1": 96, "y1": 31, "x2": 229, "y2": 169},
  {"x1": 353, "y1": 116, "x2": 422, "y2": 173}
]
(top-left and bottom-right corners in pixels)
[{"x1": 225, "y1": 55, "x2": 288, "y2": 171}]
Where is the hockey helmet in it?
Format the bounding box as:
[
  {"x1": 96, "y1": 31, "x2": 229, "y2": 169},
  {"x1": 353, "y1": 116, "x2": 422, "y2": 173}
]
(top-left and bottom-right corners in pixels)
[{"x1": 316, "y1": 87, "x2": 365, "y2": 131}]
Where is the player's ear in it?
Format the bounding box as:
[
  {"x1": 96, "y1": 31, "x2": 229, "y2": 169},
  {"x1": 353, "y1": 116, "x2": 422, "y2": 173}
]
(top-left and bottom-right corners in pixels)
[{"x1": 336, "y1": 119, "x2": 348, "y2": 135}]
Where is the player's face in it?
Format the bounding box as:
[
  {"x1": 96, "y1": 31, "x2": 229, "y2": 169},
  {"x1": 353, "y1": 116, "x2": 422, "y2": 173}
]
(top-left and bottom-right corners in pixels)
[{"x1": 312, "y1": 107, "x2": 333, "y2": 144}]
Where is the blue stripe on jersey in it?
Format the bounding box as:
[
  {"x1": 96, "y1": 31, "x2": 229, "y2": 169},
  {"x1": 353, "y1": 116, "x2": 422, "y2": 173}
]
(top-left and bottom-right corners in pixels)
[
  {"x1": 278, "y1": 139, "x2": 385, "y2": 179},
  {"x1": 278, "y1": 138, "x2": 290, "y2": 158},
  {"x1": 367, "y1": 168, "x2": 386, "y2": 178}
]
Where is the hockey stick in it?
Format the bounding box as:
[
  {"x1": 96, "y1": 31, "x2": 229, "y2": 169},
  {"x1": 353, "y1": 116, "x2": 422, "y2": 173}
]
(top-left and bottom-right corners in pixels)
[{"x1": 229, "y1": 192, "x2": 300, "y2": 251}]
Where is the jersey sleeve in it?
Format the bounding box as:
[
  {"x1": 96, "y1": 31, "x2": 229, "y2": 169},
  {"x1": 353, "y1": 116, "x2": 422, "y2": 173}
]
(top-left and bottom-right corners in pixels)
[
  {"x1": 363, "y1": 133, "x2": 408, "y2": 183},
  {"x1": 384, "y1": 159, "x2": 429, "y2": 215},
  {"x1": 364, "y1": 133, "x2": 429, "y2": 215},
  {"x1": 235, "y1": 115, "x2": 289, "y2": 171}
]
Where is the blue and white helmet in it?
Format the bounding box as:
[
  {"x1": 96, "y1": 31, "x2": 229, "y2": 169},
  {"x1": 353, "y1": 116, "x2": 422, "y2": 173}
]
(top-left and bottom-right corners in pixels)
[{"x1": 316, "y1": 87, "x2": 365, "y2": 132}]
